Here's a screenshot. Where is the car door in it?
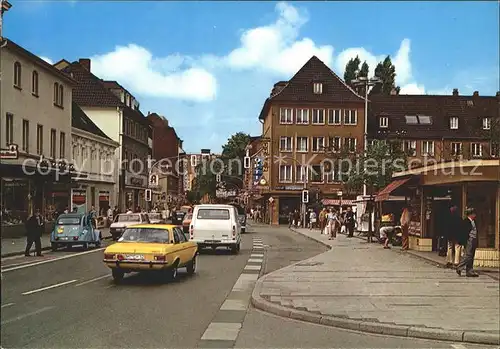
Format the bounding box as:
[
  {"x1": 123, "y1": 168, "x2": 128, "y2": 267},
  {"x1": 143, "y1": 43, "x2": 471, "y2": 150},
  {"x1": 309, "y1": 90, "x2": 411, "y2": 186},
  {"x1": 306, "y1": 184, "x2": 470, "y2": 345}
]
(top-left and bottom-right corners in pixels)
[{"x1": 174, "y1": 227, "x2": 193, "y2": 264}]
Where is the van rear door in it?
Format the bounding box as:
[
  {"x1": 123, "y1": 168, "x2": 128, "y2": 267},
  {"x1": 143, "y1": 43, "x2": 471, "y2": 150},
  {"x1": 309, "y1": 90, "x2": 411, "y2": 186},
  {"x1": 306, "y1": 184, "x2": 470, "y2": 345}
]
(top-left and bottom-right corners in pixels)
[{"x1": 193, "y1": 207, "x2": 232, "y2": 241}]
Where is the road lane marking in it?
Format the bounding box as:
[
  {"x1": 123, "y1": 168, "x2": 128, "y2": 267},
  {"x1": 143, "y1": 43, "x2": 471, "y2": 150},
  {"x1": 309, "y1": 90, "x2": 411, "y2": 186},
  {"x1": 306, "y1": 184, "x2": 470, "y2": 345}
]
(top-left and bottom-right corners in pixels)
[
  {"x1": 251, "y1": 253, "x2": 264, "y2": 258},
  {"x1": 75, "y1": 275, "x2": 110, "y2": 287},
  {"x1": 2, "y1": 248, "x2": 105, "y2": 273},
  {"x1": 247, "y1": 258, "x2": 264, "y2": 263},
  {"x1": 244, "y1": 265, "x2": 261, "y2": 271},
  {"x1": 220, "y1": 299, "x2": 248, "y2": 311},
  {"x1": 1, "y1": 303, "x2": 15, "y2": 308},
  {"x1": 451, "y1": 345, "x2": 467, "y2": 349},
  {"x1": 201, "y1": 322, "x2": 242, "y2": 340},
  {"x1": 1, "y1": 306, "x2": 55, "y2": 325},
  {"x1": 22, "y1": 280, "x2": 78, "y2": 295}
]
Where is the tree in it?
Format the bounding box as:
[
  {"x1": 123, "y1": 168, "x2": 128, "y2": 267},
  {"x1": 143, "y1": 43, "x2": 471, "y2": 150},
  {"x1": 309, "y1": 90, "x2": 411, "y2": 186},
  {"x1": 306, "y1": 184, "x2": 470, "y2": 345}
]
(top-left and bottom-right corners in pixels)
[
  {"x1": 344, "y1": 56, "x2": 361, "y2": 89},
  {"x1": 370, "y1": 56, "x2": 400, "y2": 95},
  {"x1": 220, "y1": 132, "x2": 251, "y2": 188},
  {"x1": 359, "y1": 61, "x2": 369, "y2": 78}
]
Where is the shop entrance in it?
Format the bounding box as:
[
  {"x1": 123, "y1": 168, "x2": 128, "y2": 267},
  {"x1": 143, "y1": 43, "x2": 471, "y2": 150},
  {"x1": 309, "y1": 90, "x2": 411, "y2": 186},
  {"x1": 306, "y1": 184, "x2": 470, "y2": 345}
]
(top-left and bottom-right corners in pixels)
[{"x1": 279, "y1": 196, "x2": 300, "y2": 224}]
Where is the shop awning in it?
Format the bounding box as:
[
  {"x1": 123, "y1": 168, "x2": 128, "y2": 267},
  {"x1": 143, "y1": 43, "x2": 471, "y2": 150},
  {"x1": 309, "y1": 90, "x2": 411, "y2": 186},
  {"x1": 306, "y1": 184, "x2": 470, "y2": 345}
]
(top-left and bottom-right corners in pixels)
[
  {"x1": 375, "y1": 177, "x2": 413, "y2": 202},
  {"x1": 322, "y1": 199, "x2": 354, "y2": 206}
]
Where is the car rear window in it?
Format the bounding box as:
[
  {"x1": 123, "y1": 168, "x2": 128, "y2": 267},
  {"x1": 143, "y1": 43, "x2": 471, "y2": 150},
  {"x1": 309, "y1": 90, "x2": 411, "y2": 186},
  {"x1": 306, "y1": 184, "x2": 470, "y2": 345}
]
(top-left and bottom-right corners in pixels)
[
  {"x1": 116, "y1": 214, "x2": 141, "y2": 222},
  {"x1": 120, "y1": 228, "x2": 170, "y2": 243},
  {"x1": 57, "y1": 217, "x2": 80, "y2": 225},
  {"x1": 197, "y1": 209, "x2": 229, "y2": 220}
]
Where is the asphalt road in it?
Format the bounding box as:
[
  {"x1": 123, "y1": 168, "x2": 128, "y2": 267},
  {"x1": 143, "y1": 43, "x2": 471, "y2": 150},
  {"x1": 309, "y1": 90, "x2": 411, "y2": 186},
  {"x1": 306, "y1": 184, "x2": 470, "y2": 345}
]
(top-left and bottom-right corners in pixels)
[{"x1": 1, "y1": 223, "x2": 494, "y2": 348}]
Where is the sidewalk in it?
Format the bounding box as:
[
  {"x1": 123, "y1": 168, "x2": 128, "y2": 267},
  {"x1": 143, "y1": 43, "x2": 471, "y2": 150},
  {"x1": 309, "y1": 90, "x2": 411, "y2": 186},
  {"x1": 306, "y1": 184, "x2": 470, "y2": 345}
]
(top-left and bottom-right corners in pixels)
[
  {"x1": 251, "y1": 227, "x2": 500, "y2": 345},
  {"x1": 1, "y1": 228, "x2": 111, "y2": 258}
]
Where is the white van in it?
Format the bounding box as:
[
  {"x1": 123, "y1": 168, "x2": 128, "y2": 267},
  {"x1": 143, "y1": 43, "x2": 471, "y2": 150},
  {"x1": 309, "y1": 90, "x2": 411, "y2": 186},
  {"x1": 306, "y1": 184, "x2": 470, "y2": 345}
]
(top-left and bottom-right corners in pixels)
[{"x1": 190, "y1": 204, "x2": 241, "y2": 253}]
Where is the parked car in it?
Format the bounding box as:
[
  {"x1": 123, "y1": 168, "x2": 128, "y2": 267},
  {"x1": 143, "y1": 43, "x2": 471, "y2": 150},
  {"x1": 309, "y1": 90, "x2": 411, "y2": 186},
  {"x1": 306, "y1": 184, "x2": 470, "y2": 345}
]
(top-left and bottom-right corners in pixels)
[
  {"x1": 190, "y1": 204, "x2": 241, "y2": 253},
  {"x1": 182, "y1": 213, "x2": 192, "y2": 234},
  {"x1": 50, "y1": 213, "x2": 101, "y2": 251},
  {"x1": 109, "y1": 213, "x2": 150, "y2": 241},
  {"x1": 147, "y1": 213, "x2": 165, "y2": 224},
  {"x1": 103, "y1": 224, "x2": 198, "y2": 283}
]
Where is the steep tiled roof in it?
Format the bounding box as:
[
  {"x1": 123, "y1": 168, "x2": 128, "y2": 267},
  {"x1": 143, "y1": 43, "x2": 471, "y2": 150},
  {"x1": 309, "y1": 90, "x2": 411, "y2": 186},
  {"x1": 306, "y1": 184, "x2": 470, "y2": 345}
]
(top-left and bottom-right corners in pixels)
[
  {"x1": 72, "y1": 102, "x2": 112, "y2": 140},
  {"x1": 61, "y1": 62, "x2": 124, "y2": 107},
  {"x1": 259, "y1": 56, "x2": 365, "y2": 120},
  {"x1": 368, "y1": 94, "x2": 500, "y2": 140}
]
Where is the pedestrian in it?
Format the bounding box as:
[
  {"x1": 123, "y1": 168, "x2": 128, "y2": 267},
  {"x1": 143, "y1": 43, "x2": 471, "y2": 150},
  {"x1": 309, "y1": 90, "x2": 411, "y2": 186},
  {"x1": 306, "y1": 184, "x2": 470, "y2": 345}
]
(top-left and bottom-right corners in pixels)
[
  {"x1": 445, "y1": 205, "x2": 463, "y2": 267},
  {"x1": 344, "y1": 207, "x2": 355, "y2": 237},
  {"x1": 400, "y1": 204, "x2": 411, "y2": 250},
  {"x1": 63, "y1": 206, "x2": 69, "y2": 214},
  {"x1": 293, "y1": 209, "x2": 300, "y2": 228},
  {"x1": 88, "y1": 205, "x2": 97, "y2": 228},
  {"x1": 24, "y1": 208, "x2": 44, "y2": 257},
  {"x1": 456, "y1": 207, "x2": 479, "y2": 277},
  {"x1": 309, "y1": 209, "x2": 317, "y2": 230},
  {"x1": 288, "y1": 211, "x2": 294, "y2": 229},
  {"x1": 319, "y1": 208, "x2": 326, "y2": 233}
]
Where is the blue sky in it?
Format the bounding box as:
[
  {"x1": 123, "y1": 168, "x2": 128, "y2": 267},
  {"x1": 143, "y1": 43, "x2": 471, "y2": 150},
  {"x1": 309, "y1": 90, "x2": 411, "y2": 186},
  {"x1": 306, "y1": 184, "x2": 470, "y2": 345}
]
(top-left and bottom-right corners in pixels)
[{"x1": 7, "y1": 1, "x2": 499, "y2": 153}]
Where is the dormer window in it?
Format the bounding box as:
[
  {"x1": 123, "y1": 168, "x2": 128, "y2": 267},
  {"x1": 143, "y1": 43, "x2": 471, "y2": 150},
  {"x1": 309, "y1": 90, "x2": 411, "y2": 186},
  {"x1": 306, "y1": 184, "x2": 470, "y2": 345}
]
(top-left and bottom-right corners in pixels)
[
  {"x1": 405, "y1": 115, "x2": 418, "y2": 124},
  {"x1": 483, "y1": 117, "x2": 491, "y2": 130},
  {"x1": 379, "y1": 116, "x2": 389, "y2": 128},
  {"x1": 313, "y1": 83, "x2": 323, "y2": 94},
  {"x1": 450, "y1": 116, "x2": 459, "y2": 130}
]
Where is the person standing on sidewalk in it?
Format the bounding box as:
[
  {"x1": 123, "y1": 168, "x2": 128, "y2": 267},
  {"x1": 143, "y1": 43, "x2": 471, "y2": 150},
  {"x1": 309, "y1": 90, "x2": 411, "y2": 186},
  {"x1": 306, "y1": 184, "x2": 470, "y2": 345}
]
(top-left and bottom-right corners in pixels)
[
  {"x1": 344, "y1": 207, "x2": 355, "y2": 237},
  {"x1": 400, "y1": 205, "x2": 411, "y2": 250},
  {"x1": 24, "y1": 209, "x2": 44, "y2": 257},
  {"x1": 456, "y1": 207, "x2": 479, "y2": 277},
  {"x1": 446, "y1": 205, "x2": 464, "y2": 267}
]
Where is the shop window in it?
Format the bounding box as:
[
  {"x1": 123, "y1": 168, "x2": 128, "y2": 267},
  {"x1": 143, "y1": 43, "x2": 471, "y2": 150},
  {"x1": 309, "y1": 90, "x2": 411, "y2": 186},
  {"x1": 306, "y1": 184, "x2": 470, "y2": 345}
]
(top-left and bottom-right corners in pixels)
[
  {"x1": 5, "y1": 113, "x2": 13, "y2": 146},
  {"x1": 50, "y1": 129, "x2": 57, "y2": 158}
]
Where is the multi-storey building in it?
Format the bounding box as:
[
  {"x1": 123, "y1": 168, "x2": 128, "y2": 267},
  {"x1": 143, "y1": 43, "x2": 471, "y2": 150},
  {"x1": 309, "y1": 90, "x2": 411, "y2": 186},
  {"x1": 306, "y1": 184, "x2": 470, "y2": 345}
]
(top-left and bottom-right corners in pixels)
[
  {"x1": 71, "y1": 102, "x2": 119, "y2": 215},
  {"x1": 55, "y1": 59, "x2": 152, "y2": 211},
  {"x1": 257, "y1": 56, "x2": 366, "y2": 224},
  {"x1": 147, "y1": 112, "x2": 184, "y2": 199},
  {"x1": 0, "y1": 39, "x2": 76, "y2": 235},
  {"x1": 368, "y1": 90, "x2": 500, "y2": 164},
  {"x1": 185, "y1": 149, "x2": 219, "y2": 192}
]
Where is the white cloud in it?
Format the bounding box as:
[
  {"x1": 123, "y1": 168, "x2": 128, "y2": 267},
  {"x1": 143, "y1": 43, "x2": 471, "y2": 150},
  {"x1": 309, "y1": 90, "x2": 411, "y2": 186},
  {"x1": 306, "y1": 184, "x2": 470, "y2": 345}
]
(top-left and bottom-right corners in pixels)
[
  {"x1": 90, "y1": 44, "x2": 217, "y2": 102},
  {"x1": 225, "y1": 2, "x2": 334, "y2": 76},
  {"x1": 40, "y1": 56, "x2": 53, "y2": 64},
  {"x1": 399, "y1": 83, "x2": 426, "y2": 95}
]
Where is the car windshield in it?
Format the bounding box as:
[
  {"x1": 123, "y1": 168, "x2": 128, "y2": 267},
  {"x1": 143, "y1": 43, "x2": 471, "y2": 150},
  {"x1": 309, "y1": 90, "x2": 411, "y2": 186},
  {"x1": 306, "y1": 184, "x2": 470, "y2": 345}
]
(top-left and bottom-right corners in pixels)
[
  {"x1": 197, "y1": 209, "x2": 229, "y2": 220},
  {"x1": 115, "y1": 214, "x2": 141, "y2": 222},
  {"x1": 120, "y1": 228, "x2": 170, "y2": 243},
  {"x1": 57, "y1": 217, "x2": 81, "y2": 225}
]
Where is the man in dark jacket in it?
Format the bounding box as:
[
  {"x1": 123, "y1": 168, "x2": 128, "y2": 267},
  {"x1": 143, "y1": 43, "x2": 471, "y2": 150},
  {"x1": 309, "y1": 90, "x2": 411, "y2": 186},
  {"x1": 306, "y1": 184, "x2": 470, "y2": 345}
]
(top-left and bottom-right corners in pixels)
[
  {"x1": 446, "y1": 205, "x2": 464, "y2": 267},
  {"x1": 456, "y1": 207, "x2": 479, "y2": 277},
  {"x1": 24, "y1": 209, "x2": 44, "y2": 256},
  {"x1": 344, "y1": 207, "x2": 355, "y2": 237}
]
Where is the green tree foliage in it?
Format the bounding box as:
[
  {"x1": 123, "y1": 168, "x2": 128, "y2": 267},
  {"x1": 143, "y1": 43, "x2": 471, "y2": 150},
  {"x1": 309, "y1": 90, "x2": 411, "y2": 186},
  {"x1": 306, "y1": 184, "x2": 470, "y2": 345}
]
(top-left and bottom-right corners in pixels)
[
  {"x1": 344, "y1": 56, "x2": 361, "y2": 89},
  {"x1": 370, "y1": 56, "x2": 400, "y2": 95},
  {"x1": 359, "y1": 61, "x2": 369, "y2": 78}
]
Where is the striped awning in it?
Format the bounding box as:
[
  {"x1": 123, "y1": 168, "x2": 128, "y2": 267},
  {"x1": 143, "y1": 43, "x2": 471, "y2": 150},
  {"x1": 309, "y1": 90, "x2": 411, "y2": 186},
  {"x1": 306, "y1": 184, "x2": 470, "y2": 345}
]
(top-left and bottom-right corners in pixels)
[{"x1": 322, "y1": 199, "x2": 354, "y2": 206}]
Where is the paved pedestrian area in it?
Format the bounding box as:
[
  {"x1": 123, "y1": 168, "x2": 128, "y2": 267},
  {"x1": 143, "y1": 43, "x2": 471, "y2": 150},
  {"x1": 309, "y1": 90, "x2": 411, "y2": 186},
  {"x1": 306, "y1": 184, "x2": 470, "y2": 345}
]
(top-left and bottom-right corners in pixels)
[{"x1": 253, "y1": 227, "x2": 499, "y2": 343}]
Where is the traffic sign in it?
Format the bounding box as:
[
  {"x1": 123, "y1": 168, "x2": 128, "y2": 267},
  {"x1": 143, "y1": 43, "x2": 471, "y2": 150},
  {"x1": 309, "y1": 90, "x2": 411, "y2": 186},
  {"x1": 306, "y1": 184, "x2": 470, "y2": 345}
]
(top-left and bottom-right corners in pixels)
[
  {"x1": 149, "y1": 174, "x2": 159, "y2": 186},
  {"x1": 268, "y1": 196, "x2": 274, "y2": 203}
]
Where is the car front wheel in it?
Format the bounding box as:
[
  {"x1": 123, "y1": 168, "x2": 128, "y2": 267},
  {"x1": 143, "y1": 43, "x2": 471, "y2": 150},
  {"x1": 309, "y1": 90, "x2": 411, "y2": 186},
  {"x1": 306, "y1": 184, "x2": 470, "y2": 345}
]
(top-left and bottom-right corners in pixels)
[{"x1": 186, "y1": 256, "x2": 197, "y2": 275}]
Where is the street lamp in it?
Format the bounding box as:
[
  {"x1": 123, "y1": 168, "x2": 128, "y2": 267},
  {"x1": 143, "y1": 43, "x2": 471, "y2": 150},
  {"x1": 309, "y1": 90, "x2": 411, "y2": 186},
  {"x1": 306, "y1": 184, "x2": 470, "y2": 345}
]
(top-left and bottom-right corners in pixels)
[{"x1": 351, "y1": 75, "x2": 381, "y2": 196}]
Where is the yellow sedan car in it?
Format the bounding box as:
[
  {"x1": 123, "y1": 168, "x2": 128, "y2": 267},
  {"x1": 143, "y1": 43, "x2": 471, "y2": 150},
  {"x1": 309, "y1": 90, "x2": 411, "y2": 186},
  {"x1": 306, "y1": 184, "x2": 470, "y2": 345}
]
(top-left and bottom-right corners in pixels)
[{"x1": 103, "y1": 224, "x2": 198, "y2": 283}]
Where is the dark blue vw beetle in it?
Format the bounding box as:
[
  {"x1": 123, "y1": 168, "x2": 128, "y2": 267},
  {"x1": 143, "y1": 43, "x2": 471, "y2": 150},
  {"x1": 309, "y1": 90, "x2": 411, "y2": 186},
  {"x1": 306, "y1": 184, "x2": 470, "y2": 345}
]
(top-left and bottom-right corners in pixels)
[{"x1": 50, "y1": 213, "x2": 101, "y2": 251}]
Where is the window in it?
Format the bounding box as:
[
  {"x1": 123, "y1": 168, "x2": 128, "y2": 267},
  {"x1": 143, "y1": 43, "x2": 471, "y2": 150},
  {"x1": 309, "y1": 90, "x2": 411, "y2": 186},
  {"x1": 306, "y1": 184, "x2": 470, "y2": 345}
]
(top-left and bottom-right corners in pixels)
[
  {"x1": 379, "y1": 116, "x2": 389, "y2": 128},
  {"x1": 279, "y1": 165, "x2": 292, "y2": 183},
  {"x1": 345, "y1": 138, "x2": 357, "y2": 152},
  {"x1": 344, "y1": 109, "x2": 357, "y2": 125},
  {"x1": 450, "y1": 117, "x2": 459, "y2": 130},
  {"x1": 405, "y1": 115, "x2": 418, "y2": 124},
  {"x1": 37, "y1": 124, "x2": 43, "y2": 155},
  {"x1": 422, "y1": 141, "x2": 434, "y2": 156},
  {"x1": 328, "y1": 109, "x2": 341, "y2": 125},
  {"x1": 312, "y1": 109, "x2": 325, "y2": 124},
  {"x1": 312, "y1": 137, "x2": 325, "y2": 152},
  {"x1": 59, "y1": 85, "x2": 64, "y2": 107},
  {"x1": 279, "y1": 108, "x2": 293, "y2": 124},
  {"x1": 418, "y1": 115, "x2": 432, "y2": 124},
  {"x1": 50, "y1": 129, "x2": 57, "y2": 158},
  {"x1": 483, "y1": 117, "x2": 491, "y2": 130},
  {"x1": 14, "y1": 62, "x2": 22, "y2": 88},
  {"x1": 471, "y1": 143, "x2": 482, "y2": 157},
  {"x1": 309, "y1": 165, "x2": 322, "y2": 183},
  {"x1": 279, "y1": 136, "x2": 292, "y2": 152},
  {"x1": 22, "y1": 119, "x2": 29, "y2": 152},
  {"x1": 491, "y1": 143, "x2": 499, "y2": 158},
  {"x1": 295, "y1": 165, "x2": 307, "y2": 183},
  {"x1": 54, "y1": 83, "x2": 59, "y2": 104},
  {"x1": 329, "y1": 136, "x2": 341, "y2": 152},
  {"x1": 5, "y1": 113, "x2": 13, "y2": 145},
  {"x1": 405, "y1": 140, "x2": 417, "y2": 156},
  {"x1": 313, "y1": 82, "x2": 323, "y2": 94},
  {"x1": 296, "y1": 136, "x2": 308, "y2": 152},
  {"x1": 451, "y1": 142, "x2": 462, "y2": 156},
  {"x1": 32, "y1": 71, "x2": 39, "y2": 96},
  {"x1": 296, "y1": 109, "x2": 309, "y2": 124},
  {"x1": 60, "y1": 132, "x2": 66, "y2": 158},
  {"x1": 324, "y1": 164, "x2": 335, "y2": 183}
]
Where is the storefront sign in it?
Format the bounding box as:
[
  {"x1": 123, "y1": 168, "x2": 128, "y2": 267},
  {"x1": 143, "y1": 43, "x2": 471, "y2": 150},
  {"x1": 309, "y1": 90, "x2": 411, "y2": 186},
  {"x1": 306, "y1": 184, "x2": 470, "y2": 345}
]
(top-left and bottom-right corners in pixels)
[
  {"x1": 216, "y1": 190, "x2": 237, "y2": 198},
  {"x1": 0, "y1": 144, "x2": 19, "y2": 160},
  {"x1": 130, "y1": 177, "x2": 144, "y2": 186},
  {"x1": 99, "y1": 190, "x2": 110, "y2": 202},
  {"x1": 274, "y1": 185, "x2": 303, "y2": 191},
  {"x1": 409, "y1": 221, "x2": 421, "y2": 237},
  {"x1": 71, "y1": 189, "x2": 87, "y2": 213}
]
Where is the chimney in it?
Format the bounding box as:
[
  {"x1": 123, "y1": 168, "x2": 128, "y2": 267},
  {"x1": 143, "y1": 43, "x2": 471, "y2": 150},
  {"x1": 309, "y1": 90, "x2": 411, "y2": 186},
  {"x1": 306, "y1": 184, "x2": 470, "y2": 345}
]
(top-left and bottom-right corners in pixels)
[
  {"x1": 79, "y1": 58, "x2": 91, "y2": 71},
  {"x1": 473, "y1": 91, "x2": 479, "y2": 97},
  {"x1": 452, "y1": 88, "x2": 459, "y2": 96}
]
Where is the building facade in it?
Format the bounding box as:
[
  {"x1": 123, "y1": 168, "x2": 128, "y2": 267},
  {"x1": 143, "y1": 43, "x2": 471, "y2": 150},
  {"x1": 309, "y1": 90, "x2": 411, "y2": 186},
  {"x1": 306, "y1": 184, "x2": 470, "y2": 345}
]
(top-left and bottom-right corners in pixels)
[
  {"x1": 257, "y1": 56, "x2": 366, "y2": 224},
  {"x1": 0, "y1": 39, "x2": 76, "y2": 236},
  {"x1": 185, "y1": 149, "x2": 219, "y2": 191},
  {"x1": 71, "y1": 102, "x2": 119, "y2": 215},
  {"x1": 55, "y1": 59, "x2": 152, "y2": 211}
]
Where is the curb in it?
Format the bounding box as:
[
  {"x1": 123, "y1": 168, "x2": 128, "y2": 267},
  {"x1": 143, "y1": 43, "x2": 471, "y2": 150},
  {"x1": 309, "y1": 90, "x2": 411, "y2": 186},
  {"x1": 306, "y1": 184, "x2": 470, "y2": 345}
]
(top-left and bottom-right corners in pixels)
[
  {"x1": 1, "y1": 236, "x2": 112, "y2": 258},
  {"x1": 252, "y1": 231, "x2": 500, "y2": 346},
  {"x1": 290, "y1": 228, "x2": 332, "y2": 250}
]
